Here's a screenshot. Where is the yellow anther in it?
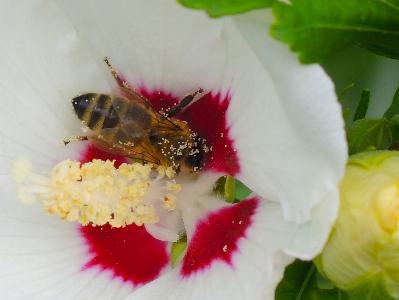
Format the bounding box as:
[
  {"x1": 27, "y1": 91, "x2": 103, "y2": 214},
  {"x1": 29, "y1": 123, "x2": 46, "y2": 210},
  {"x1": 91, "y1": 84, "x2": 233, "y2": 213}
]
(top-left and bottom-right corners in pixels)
[
  {"x1": 52, "y1": 160, "x2": 81, "y2": 184},
  {"x1": 166, "y1": 181, "x2": 182, "y2": 193},
  {"x1": 164, "y1": 194, "x2": 176, "y2": 211},
  {"x1": 13, "y1": 158, "x2": 182, "y2": 229},
  {"x1": 165, "y1": 167, "x2": 176, "y2": 179},
  {"x1": 156, "y1": 165, "x2": 176, "y2": 179}
]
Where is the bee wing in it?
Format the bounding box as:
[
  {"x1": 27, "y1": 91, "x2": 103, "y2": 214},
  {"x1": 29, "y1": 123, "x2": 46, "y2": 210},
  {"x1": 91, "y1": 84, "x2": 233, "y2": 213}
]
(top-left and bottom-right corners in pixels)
[
  {"x1": 89, "y1": 131, "x2": 165, "y2": 166},
  {"x1": 111, "y1": 91, "x2": 184, "y2": 139},
  {"x1": 120, "y1": 86, "x2": 152, "y2": 107}
]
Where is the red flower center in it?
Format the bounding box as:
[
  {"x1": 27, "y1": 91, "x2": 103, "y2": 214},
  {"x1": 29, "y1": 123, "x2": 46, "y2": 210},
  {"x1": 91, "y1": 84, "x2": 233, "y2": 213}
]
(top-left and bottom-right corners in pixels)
[
  {"x1": 79, "y1": 88, "x2": 244, "y2": 286},
  {"x1": 140, "y1": 88, "x2": 240, "y2": 175}
]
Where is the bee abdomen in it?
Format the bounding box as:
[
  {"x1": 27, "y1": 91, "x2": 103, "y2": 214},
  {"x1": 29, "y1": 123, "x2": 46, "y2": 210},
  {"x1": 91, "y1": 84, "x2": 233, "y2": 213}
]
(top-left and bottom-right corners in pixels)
[
  {"x1": 72, "y1": 93, "x2": 119, "y2": 130},
  {"x1": 102, "y1": 104, "x2": 119, "y2": 129}
]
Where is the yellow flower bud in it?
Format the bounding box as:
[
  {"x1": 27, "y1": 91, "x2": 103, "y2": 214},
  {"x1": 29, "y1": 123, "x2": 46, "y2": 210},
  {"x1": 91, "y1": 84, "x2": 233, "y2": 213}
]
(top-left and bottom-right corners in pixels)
[{"x1": 317, "y1": 151, "x2": 399, "y2": 298}]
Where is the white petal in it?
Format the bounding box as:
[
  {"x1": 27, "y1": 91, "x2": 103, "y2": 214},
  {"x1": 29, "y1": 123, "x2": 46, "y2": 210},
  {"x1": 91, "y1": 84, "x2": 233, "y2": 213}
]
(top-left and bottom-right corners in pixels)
[
  {"x1": 126, "y1": 198, "x2": 292, "y2": 300},
  {"x1": 129, "y1": 193, "x2": 337, "y2": 300},
  {"x1": 0, "y1": 180, "x2": 135, "y2": 300},
  {"x1": 0, "y1": 0, "x2": 111, "y2": 169},
  {"x1": 253, "y1": 190, "x2": 340, "y2": 259},
  {"x1": 145, "y1": 223, "x2": 180, "y2": 243},
  {"x1": 0, "y1": 1, "x2": 119, "y2": 297},
  {"x1": 228, "y1": 10, "x2": 347, "y2": 223},
  {"x1": 262, "y1": 252, "x2": 295, "y2": 300},
  {"x1": 56, "y1": 0, "x2": 229, "y2": 96},
  {"x1": 176, "y1": 172, "x2": 224, "y2": 238},
  {"x1": 0, "y1": 1, "x2": 152, "y2": 298}
]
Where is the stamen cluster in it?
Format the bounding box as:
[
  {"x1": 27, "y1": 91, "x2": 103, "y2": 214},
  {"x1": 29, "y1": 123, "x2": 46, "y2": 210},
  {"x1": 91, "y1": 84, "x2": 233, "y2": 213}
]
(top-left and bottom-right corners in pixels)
[{"x1": 12, "y1": 158, "x2": 181, "y2": 228}]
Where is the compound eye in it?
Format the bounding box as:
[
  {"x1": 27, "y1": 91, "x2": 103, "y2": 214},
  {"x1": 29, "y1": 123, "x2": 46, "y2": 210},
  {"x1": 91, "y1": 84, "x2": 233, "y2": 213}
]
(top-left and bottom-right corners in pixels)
[{"x1": 185, "y1": 149, "x2": 204, "y2": 172}]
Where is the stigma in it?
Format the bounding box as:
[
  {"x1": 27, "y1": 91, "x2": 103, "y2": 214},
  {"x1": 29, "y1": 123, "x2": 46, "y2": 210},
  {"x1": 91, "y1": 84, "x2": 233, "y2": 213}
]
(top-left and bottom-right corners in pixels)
[{"x1": 12, "y1": 158, "x2": 181, "y2": 228}]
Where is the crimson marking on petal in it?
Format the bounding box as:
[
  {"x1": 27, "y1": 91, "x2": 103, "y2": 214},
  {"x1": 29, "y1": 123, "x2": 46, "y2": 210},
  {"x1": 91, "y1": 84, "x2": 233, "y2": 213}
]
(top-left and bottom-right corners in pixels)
[
  {"x1": 81, "y1": 224, "x2": 169, "y2": 286},
  {"x1": 79, "y1": 145, "x2": 169, "y2": 286},
  {"x1": 181, "y1": 197, "x2": 259, "y2": 277},
  {"x1": 139, "y1": 88, "x2": 178, "y2": 113},
  {"x1": 139, "y1": 88, "x2": 240, "y2": 175}
]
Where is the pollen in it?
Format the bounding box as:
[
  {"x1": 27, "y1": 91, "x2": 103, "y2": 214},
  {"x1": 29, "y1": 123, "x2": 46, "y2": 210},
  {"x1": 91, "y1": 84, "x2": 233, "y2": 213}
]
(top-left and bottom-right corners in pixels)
[
  {"x1": 166, "y1": 181, "x2": 182, "y2": 193},
  {"x1": 157, "y1": 165, "x2": 176, "y2": 179},
  {"x1": 12, "y1": 158, "x2": 181, "y2": 228},
  {"x1": 164, "y1": 194, "x2": 177, "y2": 211}
]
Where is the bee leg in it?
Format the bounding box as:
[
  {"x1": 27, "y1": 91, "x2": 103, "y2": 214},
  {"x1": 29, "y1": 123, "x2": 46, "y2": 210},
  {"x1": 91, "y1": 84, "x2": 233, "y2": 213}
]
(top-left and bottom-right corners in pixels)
[
  {"x1": 166, "y1": 88, "x2": 205, "y2": 117},
  {"x1": 63, "y1": 135, "x2": 88, "y2": 146},
  {"x1": 104, "y1": 56, "x2": 135, "y2": 90},
  {"x1": 103, "y1": 56, "x2": 147, "y2": 102}
]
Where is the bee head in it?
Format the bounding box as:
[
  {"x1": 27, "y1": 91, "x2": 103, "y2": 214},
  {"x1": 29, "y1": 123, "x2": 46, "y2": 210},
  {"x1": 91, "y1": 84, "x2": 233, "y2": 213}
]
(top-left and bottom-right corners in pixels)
[
  {"x1": 184, "y1": 138, "x2": 205, "y2": 173},
  {"x1": 184, "y1": 153, "x2": 204, "y2": 173}
]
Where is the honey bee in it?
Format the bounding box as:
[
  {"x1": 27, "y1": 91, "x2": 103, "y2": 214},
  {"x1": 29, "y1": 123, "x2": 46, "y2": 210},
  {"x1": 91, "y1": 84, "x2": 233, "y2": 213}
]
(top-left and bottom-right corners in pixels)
[{"x1": 66, "y1": 58, "x2": 206, "y2": 173}]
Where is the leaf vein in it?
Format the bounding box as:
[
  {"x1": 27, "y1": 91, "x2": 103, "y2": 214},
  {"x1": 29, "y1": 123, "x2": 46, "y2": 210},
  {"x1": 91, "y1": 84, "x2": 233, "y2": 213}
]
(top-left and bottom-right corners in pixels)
[
  {"x1": 287, "y1": 24, "x2": 399, "y2": 35},
  {"x1": 378, "y1": 0, "x2": 399, "y2": 13},
  {"x1": 296, "y1": 264, "x2": 316, "y2": 300}
]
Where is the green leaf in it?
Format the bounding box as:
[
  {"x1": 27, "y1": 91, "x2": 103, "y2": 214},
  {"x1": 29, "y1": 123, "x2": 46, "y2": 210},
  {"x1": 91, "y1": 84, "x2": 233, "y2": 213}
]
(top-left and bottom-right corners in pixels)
[
  {"x1": 353, "y1": 89, "x2": 370, "y2": 121},
  {"x1": 337, "y1": 82, "x2": 356, "y2": 103},
  {"x1": 214, "y1": 176, "x2": 252, "y2": 203},
  {"x1": 348, "y1": 118, "x2": 393, "y2": 154},
  {"x1": 275, "y1": 260, "x2": 346, "y2": 300},
  {"x1": 171, "y1": 235, "x2": 187, "y2": 267},
  {"x1": 213, "y1": 176, "x2": 226, "y2": 198},
  {"x1": 271, "y1": 0, "x2": 399, "y2": 63},
  {"x1": 316, "y1": 272, "x2": 336, "y2": 290},
  {"x1": 177, "y1": 0, "x2": 274, "y2": 17},
  {"x1": 389, "y1": 114, "x2": 399, "y2": 144},
  {"x1": 342, "y1": 108, "x2": 352, "y2": 124},
  {"x1": 224, "y1": 175, "x2": 236, "y2": 203},
  {"x1": 384, "y1": 86, "x2": 399, "y2": 119},
  {"x1": 213, "y1": 176, "x2": 233, "y2": 202},
  {"x1": 235, "y1": 179, "x2": 251, "y2": 200}
]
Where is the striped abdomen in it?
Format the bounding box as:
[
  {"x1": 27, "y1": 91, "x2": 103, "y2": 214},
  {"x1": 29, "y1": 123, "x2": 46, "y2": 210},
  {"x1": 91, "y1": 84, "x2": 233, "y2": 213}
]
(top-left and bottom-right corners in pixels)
[
  {"x1": 72, "y1": 93, "x2": 120, "y2": 130},
  {"x1": 72, "y1": 93, "x2": 153, "y2": 140}
]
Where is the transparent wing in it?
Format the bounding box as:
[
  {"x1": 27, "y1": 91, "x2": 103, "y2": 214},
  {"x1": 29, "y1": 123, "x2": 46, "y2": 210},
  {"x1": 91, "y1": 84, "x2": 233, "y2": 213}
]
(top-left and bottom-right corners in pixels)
[
  {"x1": 110, "y1": 92, "x2": 184, "y2": 139},
  {"x1": 89, "y1": 129, "x2": 166, "y2": 165}
]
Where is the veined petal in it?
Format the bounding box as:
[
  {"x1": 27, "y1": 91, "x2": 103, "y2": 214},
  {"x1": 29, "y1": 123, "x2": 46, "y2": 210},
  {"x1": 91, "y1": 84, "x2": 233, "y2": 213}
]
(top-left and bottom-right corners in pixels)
[
  {"x1": 230, "y1": 10, "x2": 347, "y2": 223},
  {"x1": 255, "y1": 189, "x2": 341, "y2": 259},
  {"x1": 56, "y1": 0, "x2": 229, "y2": 96},
  {"x1": 0, "y1": 1, "x2": 131, "y2": 298},
  {"x1": 127, "y1": 194, "x2": 324, "y2": 300},
  {"x1": 0, "y1": 179, "x2": 135, "y2": 300},
  {"x1": 0, "y1": 0, "x2": 111, "y2": 169},
  {"x1": 127, "y1": 198, "x2": 290, "y2": 300}
]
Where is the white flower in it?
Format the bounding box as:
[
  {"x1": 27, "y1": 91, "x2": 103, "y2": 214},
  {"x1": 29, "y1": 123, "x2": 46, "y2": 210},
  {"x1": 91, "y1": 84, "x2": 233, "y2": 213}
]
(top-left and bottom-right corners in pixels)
[{"x1": 0, "y1": 1, "x2": 347, "y2": 300}]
